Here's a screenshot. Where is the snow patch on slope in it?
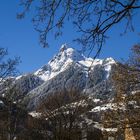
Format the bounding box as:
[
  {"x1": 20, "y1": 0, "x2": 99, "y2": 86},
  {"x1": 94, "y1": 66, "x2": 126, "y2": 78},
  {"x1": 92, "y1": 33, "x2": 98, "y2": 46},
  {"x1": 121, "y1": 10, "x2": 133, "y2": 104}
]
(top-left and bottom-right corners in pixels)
[{"x1": 89, "y1": 102, "x2": 125, "y2": 112}]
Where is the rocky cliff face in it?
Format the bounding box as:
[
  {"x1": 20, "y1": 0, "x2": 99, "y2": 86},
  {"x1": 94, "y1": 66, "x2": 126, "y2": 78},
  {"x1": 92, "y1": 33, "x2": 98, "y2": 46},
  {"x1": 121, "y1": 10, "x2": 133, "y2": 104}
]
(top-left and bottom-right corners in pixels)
[
  {"x1": 0, "y1": 44, "x2": 116, "y2": 110},
  {"x1": 1, "y1": 45, "x2": 139, "y2": 140}
]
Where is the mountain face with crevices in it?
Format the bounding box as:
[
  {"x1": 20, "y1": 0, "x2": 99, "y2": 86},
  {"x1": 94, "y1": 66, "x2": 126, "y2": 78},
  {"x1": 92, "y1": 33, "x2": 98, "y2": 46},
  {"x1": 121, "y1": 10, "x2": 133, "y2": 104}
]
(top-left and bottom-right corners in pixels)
[
  {"x1": 0, "y1": 44, "x2": 116, "y2": 110},
  {"x1": 1, "y1": 45, "x2": 140, "y2": 140}
]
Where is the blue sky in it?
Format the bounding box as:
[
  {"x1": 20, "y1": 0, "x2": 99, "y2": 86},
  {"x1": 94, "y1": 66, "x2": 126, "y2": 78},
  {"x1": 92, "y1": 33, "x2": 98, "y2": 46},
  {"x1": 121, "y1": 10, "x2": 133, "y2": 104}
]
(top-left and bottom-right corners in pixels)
[{"x1": 0, "y1": 1, "x2": 140, "y2": 74}]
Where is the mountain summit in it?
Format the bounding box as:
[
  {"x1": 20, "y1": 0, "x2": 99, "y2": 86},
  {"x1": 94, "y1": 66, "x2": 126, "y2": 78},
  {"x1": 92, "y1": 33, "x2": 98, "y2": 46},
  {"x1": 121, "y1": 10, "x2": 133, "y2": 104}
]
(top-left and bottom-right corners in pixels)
[
  {"x1": 34, "y1": 44, "x2": 85, "y2": 81},
  {"x1": 34, "y1": 44, "x2": 115, "y2": 81},
  {"x1": 0, "y1": 44, "x2": 116, "y2": 110},
  {"x1": 0, "y1": 45, "x2": 139, "y2": 140},
  {"x1": 23, "y1": 45, "x2": 116, "y2": 110}
]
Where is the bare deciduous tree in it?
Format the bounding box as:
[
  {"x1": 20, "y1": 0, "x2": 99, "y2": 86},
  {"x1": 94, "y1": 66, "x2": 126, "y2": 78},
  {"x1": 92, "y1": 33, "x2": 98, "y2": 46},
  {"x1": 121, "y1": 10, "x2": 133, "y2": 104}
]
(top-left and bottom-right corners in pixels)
[
  {"x1": 102, "y1": 45, "x2": 140, "y2": 139},
  {"x1": 0, "y1": 48, "x2": 19, "y2": 83},
  {"x1": 0, "y1": 48, "x2": 21, "y2": 140},
  {"x1": 18, "y1": 0, "x2": 140, "y2": 56},
  {"x1": 29, "y1": 91, "x2": 90, "y2": 140},
  {"x1": 127, "y1": 44, "x2": 140, "y2": 69}
]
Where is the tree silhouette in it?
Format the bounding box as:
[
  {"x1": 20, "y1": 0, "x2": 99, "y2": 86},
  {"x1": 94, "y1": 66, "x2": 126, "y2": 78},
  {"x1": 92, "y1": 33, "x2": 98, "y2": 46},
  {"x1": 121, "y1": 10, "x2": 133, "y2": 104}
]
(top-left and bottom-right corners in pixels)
[
  {"x1": 0, "y1": 48, "x2": 19, "y2": 83},
  {"x1": 102, "y1": 45, "x2": 140, "y2": 139},
  {"x1": 18, "y1": 0, "x2": 140, "y2": 56},
  {"x1": 0, "y1": 48, "x2": 20, "y2": 140}
]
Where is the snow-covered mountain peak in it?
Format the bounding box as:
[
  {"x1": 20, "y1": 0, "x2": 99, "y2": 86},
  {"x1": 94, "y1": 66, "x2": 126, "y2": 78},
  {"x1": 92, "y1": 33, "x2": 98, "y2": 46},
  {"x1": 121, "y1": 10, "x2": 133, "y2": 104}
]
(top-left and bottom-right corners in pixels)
[
  {"x1": 34, "y1": 45, "x2": 86, "y2": 81},
  {"x1": 59, "y1": 44, "x2": 68, "y2": 52},
  {"x1": 103, "y1": 57, "x2": 116, "y2": 64},
  {"x1": 0, "y1": 45, "x2": 118, "y2": 111},
  {"x1": 34, "y1": 45, "x2": 116, "y2": 81},
  {"x1": 58, "y1": 44, "x2": 85, "y2": 61}
]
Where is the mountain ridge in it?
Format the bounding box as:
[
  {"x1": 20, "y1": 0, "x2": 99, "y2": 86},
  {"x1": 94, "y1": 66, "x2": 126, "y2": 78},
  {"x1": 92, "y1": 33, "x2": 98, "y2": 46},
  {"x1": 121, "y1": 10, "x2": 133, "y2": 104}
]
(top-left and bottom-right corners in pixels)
[
  {"x1": 0, "y1": 44, "x2": 117, "y2": 110},
  {"x1": 34, "y1": 44, "x2": 116, "y2": 81}
]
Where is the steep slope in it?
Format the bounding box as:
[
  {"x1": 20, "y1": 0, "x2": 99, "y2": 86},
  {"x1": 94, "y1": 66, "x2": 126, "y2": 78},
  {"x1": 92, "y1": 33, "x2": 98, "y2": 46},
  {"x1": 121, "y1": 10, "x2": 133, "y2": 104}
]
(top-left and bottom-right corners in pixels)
[
  {"x1": 0, "y1": 44, "x2": 140, "y2": 140},
  {"x1": 22, "y1": 44, "x2": 116, "y2": 110},
  {"x1": 0, "y1": 44, "x2": 116, "y2": 110},
  {"x1": 0, "y1": 74, "x2": 44, "y2": 101}
]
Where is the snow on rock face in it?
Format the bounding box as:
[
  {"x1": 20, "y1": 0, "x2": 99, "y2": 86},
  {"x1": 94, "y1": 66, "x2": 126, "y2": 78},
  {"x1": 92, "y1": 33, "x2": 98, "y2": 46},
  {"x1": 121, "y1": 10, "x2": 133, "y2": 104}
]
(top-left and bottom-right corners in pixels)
[
  {"x1": 34, "y1": 44, "x2": 86, "y2": 81},
  {"x1": 34, "y1": 44, "x2": 116, "y2": 81},
  {"x1": 28, "y1": 111, "x2": 42, "y2": 118},
  {"x1": 22, "y1": 45, "x2": 117, "y2": 110},
  {"x1": 59, "y1": 44, "x2": 85, "y2": 61},
  {"x1": 3, "y1": 44, "x2": 116, "y2": 110},
  {"x1": 0, "y1": 100, "x2": 4, "y2": 104},
  {"x1": 89, "y1": 102, "x2": 125, "y2": 113}
]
